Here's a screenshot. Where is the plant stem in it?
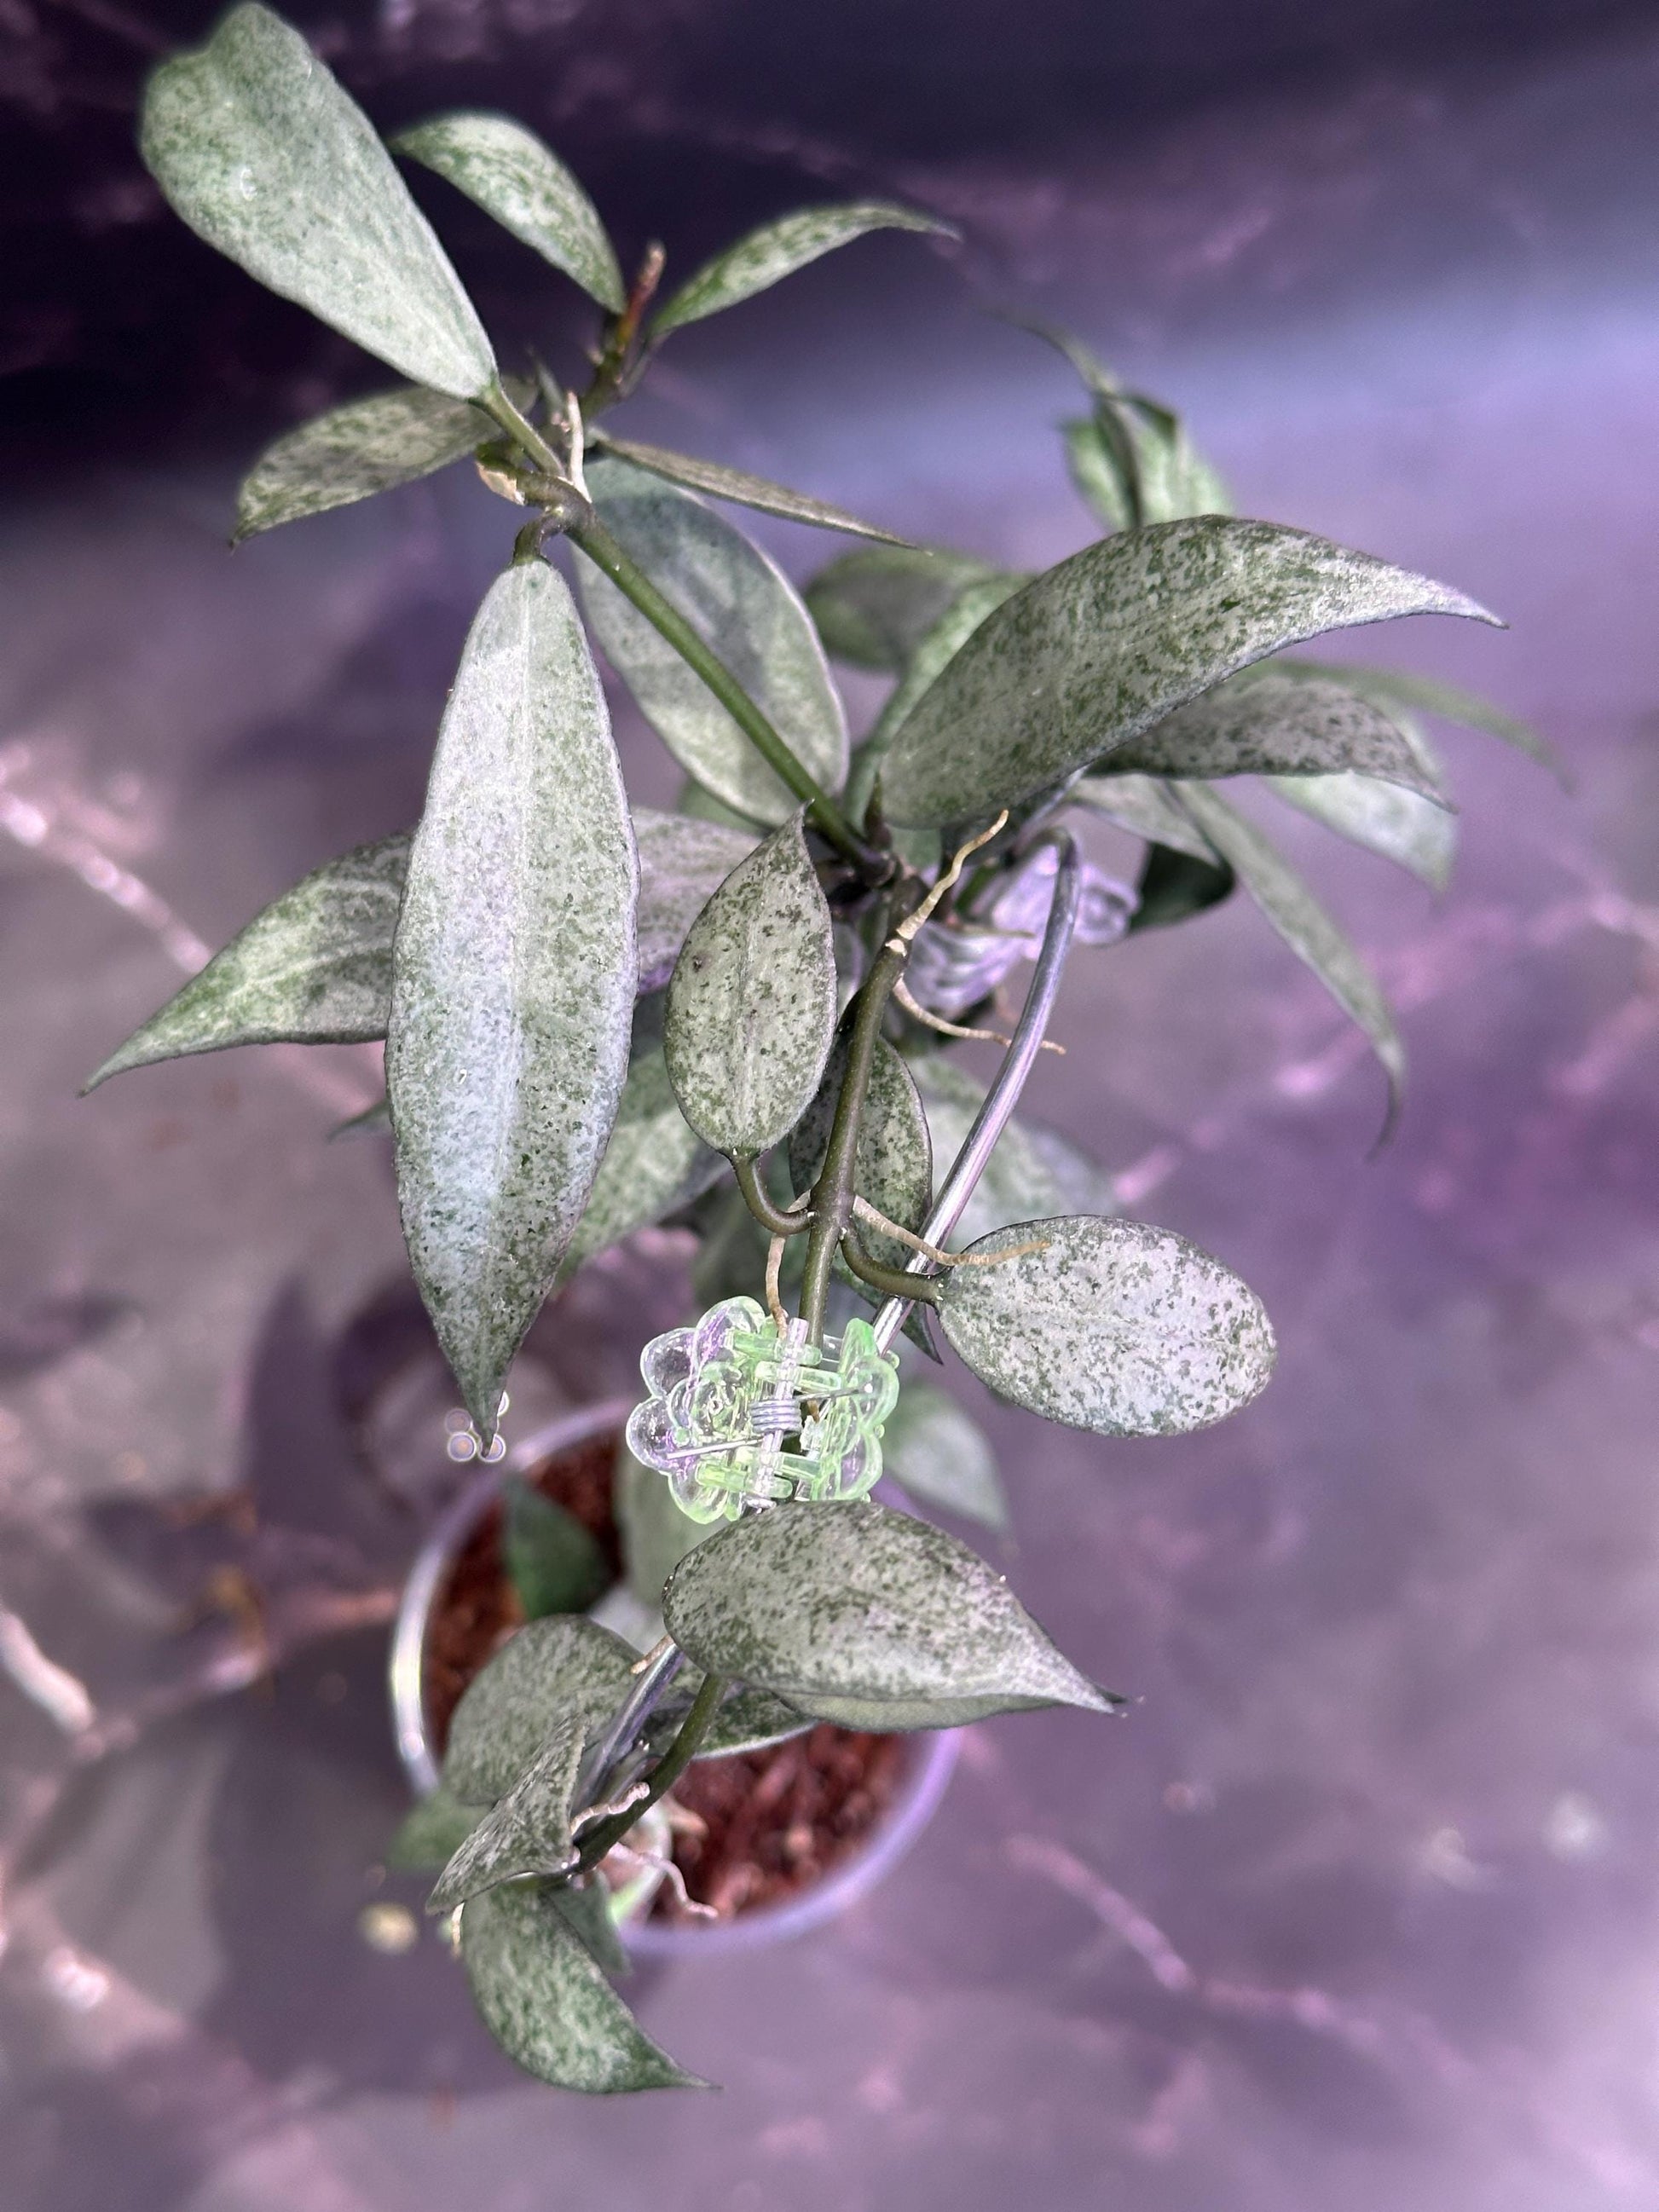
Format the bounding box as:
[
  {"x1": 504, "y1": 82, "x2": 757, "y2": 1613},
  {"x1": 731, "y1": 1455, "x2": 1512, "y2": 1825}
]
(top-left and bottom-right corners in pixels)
[
  {"x1": 566, "y1": 511, "x2": 884, "y2": 879},
  {"x1": 575, "y1": 1669, "x2": 727, "y2": 1871},
  {"x1": 480, "y1": 378, "x2": 563, "y2": 476},
  {"x1": 732, "y1": 1153, "x2": 812, "y2": 1239},
  {"x1": 839, "y1": 1223, "x2": 941, "y2": 1304}
]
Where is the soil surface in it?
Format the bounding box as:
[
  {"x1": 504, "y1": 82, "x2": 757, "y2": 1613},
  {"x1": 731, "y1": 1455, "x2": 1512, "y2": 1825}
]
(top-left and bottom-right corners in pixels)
[{"x1": 424, "y1": 1434, "x2": 905, "y2": 1921}]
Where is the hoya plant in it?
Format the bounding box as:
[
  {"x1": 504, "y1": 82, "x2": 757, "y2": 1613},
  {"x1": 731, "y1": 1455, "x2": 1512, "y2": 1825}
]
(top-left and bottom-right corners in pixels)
[{"x1": 92, "y1": 4, "x2": 1550, "y2": 2094}]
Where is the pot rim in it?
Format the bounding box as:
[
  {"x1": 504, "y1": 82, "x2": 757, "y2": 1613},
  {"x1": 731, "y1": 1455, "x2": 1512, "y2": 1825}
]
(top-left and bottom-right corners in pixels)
[{"x1": 387, "y1": 1395, "x2": 959, "y2": 1953}]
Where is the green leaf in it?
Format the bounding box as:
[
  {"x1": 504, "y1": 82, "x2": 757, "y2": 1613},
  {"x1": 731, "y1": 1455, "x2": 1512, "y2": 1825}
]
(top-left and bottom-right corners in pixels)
[
  {"x1": 1127, "y1": 840, "x2": 1236, "y2": 932},
  {"x1": 554, "y1": 1049, "x2": 725, "y2": 1282},
  {"x1": 881, "y1": 1383, "x2": 1008, "y2": 1530},
  {"x1": 1070, "y1": 771, "x2": 1218, "y2": 861},
  {"x1": 663, "y1": 810, "x2": 836, "y2": 1157},
  {"x1": 549, "y1": 1878, "x2": 628, "y2": 1977},
  {"x1": 139, "y1": 4, "x2": 494, "y2": 399},
  {"x1": 591, "y1": 434, "x2": 908, "y2": 545},
  {"x1": 616, "y1": 1437, "x2": 714, "y2": 1608},
  {"x1": 652, "y1": 200, "x2": 954, "y2": 336},
  {"x1": 805, "y1": 546, "x2": 1011, "y2": 672},
  {"x1": 576, "y1": 456, "x2": 848, "y2": 823},
  {"x1": 1275, "y1": 658, "x2": 1560, "y2": 779},
  {"x1": 388, "y1": 561, "x2": 637, "y2": 1435},
  {"x1": 645, "y1": 1678, "x2": 812, "y2": 1759},
  {"x1": 662, "y1": 1499, "x2": 1123, "y2": 1728},
  {"x1": 1269, "y1": 771, "x2": 1457, "y2": 891},
  {"x1": 234, "y1": 383, "x2": 502, "y2": 542},
  {"x1": 673, "y1": 780, "x2": 767, "y2": 835},
  {"x1": 938, "y1": 1214, "x2": 1276, "y2": 1435},
  {"x1": 788, "y1": 1028, "x2": 932, "y2": 1270},
  {"x1": 879, "y1": 518, "x2": 1499, "y2": 827},
  {"x1": 910, "y1": 1059, "x2": 1071, "y2": 1250},
  {"x1": 850, "y1": 575, "x2": 1026, "y2": 819},
  {"x1": 391, "y1": 111, "x2": 624, "y2": 310},
  {"x1": 1063, "y1": 408, "x2": 1230, "y2": 534},
  {"x1": 503, "y1": 1481, "x2": 611, "y2": 1620},
  {"x1": 429, "y1": 1713, "x2": 585, "y2": 1912},
  {"x1": 462, "y1": 1879, "x2": 708, "y2": 2091},
  {"x1": 1117, "y1": 673, "x2": 1448, "y2": 800},
  {"x1": 442, "y1": 1615, "x2": 640, "y2": 1805},
  {"x1": 632, "y1": 807, "x2": 756, "y2": 990},
  {"x1": 1173, "y1": 782, "x2": 1405, "y2": 1114},
  {"x1": 83, "y1": 830, "x2": 409, "y2": 1091},
  {"x1": 387, "y1": 1784, "x2": 486, "y2": 1870}
]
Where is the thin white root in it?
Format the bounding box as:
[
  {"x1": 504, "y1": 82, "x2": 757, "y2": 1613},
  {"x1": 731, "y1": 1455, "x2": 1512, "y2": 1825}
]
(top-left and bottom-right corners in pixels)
[
  {"x1": 605, "y1": 1840, "x2": 718, "y2": 1920},
  {"x1": 564, "y1": 388, "x2": 590, "y2": 499},
  {"x1": 851, "y1": 1197, "x2": 1050, "y2": 1270},
  {"x1": 765, "y1": 1187, "x2": 812, "y2": 1327},
  {"x1": 892, "y1": 975, "x2": 1065, "y2": 1054},
  {"x1": 573, "y1": 1777, "x2": 651, "y2": 1835},
  {"x1": 629, "y1": 1633, "x2": 675, "y2": 1677},
  {"x1": 891, "y1": 811, "x2": 1009, "y2": 949}
]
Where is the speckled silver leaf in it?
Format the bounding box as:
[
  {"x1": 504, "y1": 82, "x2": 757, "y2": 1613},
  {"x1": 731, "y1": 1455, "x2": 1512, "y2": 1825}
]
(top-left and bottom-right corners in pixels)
[
  {"x1": 391, "y1": 111, "x2": 624, "y2": 310},
  {"x1": 631, "y1": 808, "x2": 755, "y2": 990},
  {"x1": 234, "y1": 384, "x2": 506, "y2": 542},
  {"x1": 442, "y1": 1614, "x2": 641, "y2": 1805},
  {"x1": 663, "y1": 810, "x2": 836, "y2": 1157},
  {"x1": 83, "y1": 830, "x2": 409, "y2": 1090},
  {"x1": 662, "y1": 1499, "x2": 1122, "y2": 1729},
  {"x1": 461, "y1": 1880, "x2": 708, "y2": 2092},
  {"x1": 388, "y1": 562, "x2": 637, "y2": 1433},
  {"x1": 938, "y1": 1213, "x2": 1276, "y2": 1437},
  {"x1": 1269, "y1": 769, "x2": 1458, "y2": 891},
  {"x1": 644, "y1": 1679, "x2": 813, "y2": 1759},
  {"x1": 910, "y1": 1058, "x2": 1073, "y2": 1250},
  {"x1": 805, "y1": 546, "x2": 1012, "y2": 672},
  {"x1": 788, "y1": 1029, "x2": 932, "y2": 1270},
  {"x1": 1063, "y1": 409, "x2": 1230, "y2": 534},
  {"x1": 550, "y1": 1878, "x2": 628, "y2": 1976},
  {"x1": 852, "y1": 574, "x2": 1026, "y2": 817},
  {"x1": 1070, "y1": 771, "x2": 1219, "y2": 862},
  {"x1": 879, "y1": 517, "x2": 1499, "y2": 827},
  {"x1": 592, "y1": 434, "x2": 908, "y2": 545},
  {"x1": 576, "y1": 456, "x2": 848, "y2": 823},
  {"x1": 386, "y1": 1783, "x2": 487, "y2": 1870},
  {"x1": 429, "y1": 1713, "x2": 584, "y2": 1912},
  {"x1": 1275, "y1": 656, "x2": 1561, "y2": 779},
  {"x1": 1118, "y1": 673, "x2": 1450, "y2": 800},
  {"x1": 139, "y1": 4, "x2": 495, "y2": 399},
  {"x1": 881, "y1": 1382, "x2": 1009, "y2": 1530},
  {"x1": 652, "y1": 200, "x2": 954, "y2": 335},
  {"x1": 553, "y1": 1049, "x2": 725, "y2": 1284},
  {"x1": 1174, "y1": 781, "x2": 1406, "y2": 1116}
]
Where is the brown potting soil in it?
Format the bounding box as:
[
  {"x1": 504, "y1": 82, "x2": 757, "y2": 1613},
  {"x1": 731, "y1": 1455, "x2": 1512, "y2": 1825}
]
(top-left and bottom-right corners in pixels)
[{"x1": 422, "y1": 1430, "x2": 907, "y2": 1923}]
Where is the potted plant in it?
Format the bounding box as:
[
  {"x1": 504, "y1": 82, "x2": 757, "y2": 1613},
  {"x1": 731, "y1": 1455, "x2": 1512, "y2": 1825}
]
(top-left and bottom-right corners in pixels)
[{"x1": 90, "y1": 3, "x2": 1549, "y2": 2094}]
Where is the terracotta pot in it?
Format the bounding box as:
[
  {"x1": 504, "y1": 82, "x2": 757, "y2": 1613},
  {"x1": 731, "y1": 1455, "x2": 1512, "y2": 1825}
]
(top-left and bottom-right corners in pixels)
[{"x1": 389, "y1": 1397, "x2": 958, "y2": 1955}]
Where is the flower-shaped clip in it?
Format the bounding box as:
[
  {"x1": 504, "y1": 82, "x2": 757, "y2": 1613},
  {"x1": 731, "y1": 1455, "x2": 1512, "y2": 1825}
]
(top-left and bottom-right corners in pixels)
[{"x1": 625, "y1": 1295, "x2": 901, "y2": 1524}]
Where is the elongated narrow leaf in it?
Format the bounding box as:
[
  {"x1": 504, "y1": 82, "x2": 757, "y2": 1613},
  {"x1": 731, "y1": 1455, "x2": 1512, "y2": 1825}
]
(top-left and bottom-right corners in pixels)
[
  {"x1": 592, "y1": 434, "x2": 908, "y2": 545},
  {"x1": 851, "y1": 575, "x2": 1026, "y2": 820},
  {"x1": 387, "y1": 1784, "x2": 487, "y2": 1870},
  {"x1": 1017, "y1": 321, "x2": 1228, "y2": 530},
  {"x1": 632, "y1": 809, "x2": 755, "y2": 990},
  {"x1": 1117, "y1": 673, "x2": 1448, "y2": 800},
  {"x1": 653, "y1": 200, "x2": 953, "y2": 336},
  {"x1": 664, "y1": 810, "x2": 835, "y2": 1156},
  {"x1": 882, "y1": 1383, "x2": 1009, "y2": 1530},
  {"x1": 1269, "y1": 771, "x2": 1456, "y2": 891},
  {"x1": 462, "y1": 1880, "x2": 708, "y2": 2091},
  {"x1": 1275, "y1": 658, "x2": 1560, "y2": 778},
  {"x1": 140, "y1": 4, "x2": 494, "y2": 399},
  {"x1": 805, "y1": 546, "x2": 1010, "y2": 671},
  {"x1": 1070, "y1": 771, "x2": 1217, "y2": 861},
  {"x1": 504, "y1": 1481, "x2": 610, "y2": 1618},
  {"x1": 234, "y1": 384, "x2": 503, "y2": 542},
  {"x1": 1129, "y1": 840, "x2": 1236, "y2": 932},
  {"x1": 910, "y1": 1059, "x2": 1072, "y2": 1250},
  {"x1": 938, "y1": 1214, "x2": 1275, "y2": 1435},
  {"x1": 1175, "y1": 781, "x2": 1405, "y2": 1113},
  {"x1": 392, "y1": 111, "x2": 624, "y2": 309},
  {"x1": 554, "y1": 1050, "x2": 725, "y2": 1282},
  {"x1": 662, "y1": 1499, "x2": 1122, "y2": 1728},
  {"x1": 388, "y1": 562, "x2": 637, "y2": 1433},
  {"x1": 84, "y1": 831, "x2": 409, "y2": 1091},
  {"x1": 429, "y1": 1714, "x2": 585, "y2": 1912},
  {"x1": 788, "y1": 1029, "x2": 932, "y2": 1270},
  {"x1": 881, "y1": 518, "x2": 1498, "y2": 827},
  {"x1": 443, "y1": 1615, "x2": 640, "y2": 1804},
  {"x1": 577, "y1": 456, "x2": 847, "y2": 823}
]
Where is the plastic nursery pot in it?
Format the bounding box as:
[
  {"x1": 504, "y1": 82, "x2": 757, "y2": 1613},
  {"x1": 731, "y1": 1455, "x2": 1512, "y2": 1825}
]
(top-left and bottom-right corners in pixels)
[{"x1": 388, "y1": 1396, "x2": 959, "y2": 1957}]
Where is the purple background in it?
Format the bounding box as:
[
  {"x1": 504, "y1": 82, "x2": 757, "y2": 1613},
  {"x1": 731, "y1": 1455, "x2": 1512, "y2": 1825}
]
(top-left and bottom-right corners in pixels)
[{"x1": 3, "y1": 4, "x2": 1658, "y2": 2204}]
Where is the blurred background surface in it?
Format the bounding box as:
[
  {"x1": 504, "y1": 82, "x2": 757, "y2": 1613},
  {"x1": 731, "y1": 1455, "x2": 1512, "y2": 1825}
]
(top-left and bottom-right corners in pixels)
[{"x1": 3, "y1": 3, "x2": 1659, "y2": 2205}]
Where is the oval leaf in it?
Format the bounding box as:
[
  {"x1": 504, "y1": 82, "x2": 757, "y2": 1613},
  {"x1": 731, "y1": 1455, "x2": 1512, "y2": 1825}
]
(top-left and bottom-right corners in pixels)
[
  {"x1": 504, "y1": 1481, "x2": 611, "y2": 1619},
  {"x1": 83, "y1": 830, "x2": 409, "y2": 1091},
  {"x1": 881, "y1": 1383, "x2": 1009, "y2": 1531},
  {"x1": 140, "y1": 4, "x2": 495, "y2": 399},
  {"x1": 442, "y1": 1614, "x2": 640, "y2": 1804},
  {"x1": 392, "y1": 112, "x2": 624, "y2": 311},
  {"x1": 1118, "y1": 673, "x2": 1448, "y2": 800},
  {"x1": 592, "y1": 434, "x2": 908, "y2": 545},
  {"x1": 805, "y1": 546, "x2": 1011, "y2": 672},
  {"x1": 462, "y1": 1880, "x2": 707, "y2": 2091},
  {"x1": 429, "y1": 1714, "x2": 584, "y2": 1913},
  {"x1": 1269, "y1": 770, "x2": 1457, "y2": 891},
  {"x1": 632, "y1": 808, "x2": 755, "y2": 990},
  {"x1": 937, "y1": 1214, "x2": 1275, "y2": 1437},
  {"x1": 234, "y1": 384, "x2": 505, "y2": 542},
  {"x1": 576, "y1": 455, "x2": 848, "y2": 823},
  {"x1": 388, "y1": 562, "x2": 637, "y2": 1433},
  {"x1": 1173, "y1": 781, "x2": 1406, "y2": 1115},
  {"x1": 788, "y1": 1028, "x2": 932, "y2": 1269},
  {"x1": 652, "y1": 200, "x2": 953, "y2": 336},
  {"x1": 880, "y1": 518, "x2": 1499, "y2": 827},
  {"x1": 554, "y1": 1050, "x2": 725, "y2": 1283},
  {"x1": 663, "y1": 811, "x2": 835, "y2": 1157},
  {"x1": 662, "y1": 1499, "x2": 1122, "y2": 1730}
]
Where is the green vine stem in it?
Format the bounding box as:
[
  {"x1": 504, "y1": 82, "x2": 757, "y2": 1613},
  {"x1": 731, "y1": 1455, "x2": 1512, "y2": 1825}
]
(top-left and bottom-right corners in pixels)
[
  {"x1": 732, "y1": 1153, "x2": 812, "y2": 1239},
  {"x1": 574, "y1": 1669, "x2": 728, "y2": 1873}
]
